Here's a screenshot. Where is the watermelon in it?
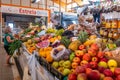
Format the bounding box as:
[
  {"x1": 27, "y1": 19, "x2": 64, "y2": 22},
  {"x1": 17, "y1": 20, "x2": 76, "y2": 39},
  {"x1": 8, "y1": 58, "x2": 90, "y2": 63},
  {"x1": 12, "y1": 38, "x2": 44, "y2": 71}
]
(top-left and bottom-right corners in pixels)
[{"x1": 36, "y1": 40, "x2": 50, "y2": 48}]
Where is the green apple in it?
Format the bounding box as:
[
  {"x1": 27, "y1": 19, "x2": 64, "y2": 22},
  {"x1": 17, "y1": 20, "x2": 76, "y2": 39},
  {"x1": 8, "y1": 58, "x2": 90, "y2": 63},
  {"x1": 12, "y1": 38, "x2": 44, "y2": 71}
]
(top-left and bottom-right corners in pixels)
[
  {"x1": 52, "y1": 61, "x2": 59, "y2": 68},
  {"x1": 69, "y1": 52, "x2": 75, "y2": 61},
  {"x1": 59, "y1": 60, "x2": 65, "y2": 67},
  {"x1": 63, "y1": 60, "x2": 71, "y2": 69},
  {"x1": 63, "y1": 68, "x2": 71, "y2": 76}
]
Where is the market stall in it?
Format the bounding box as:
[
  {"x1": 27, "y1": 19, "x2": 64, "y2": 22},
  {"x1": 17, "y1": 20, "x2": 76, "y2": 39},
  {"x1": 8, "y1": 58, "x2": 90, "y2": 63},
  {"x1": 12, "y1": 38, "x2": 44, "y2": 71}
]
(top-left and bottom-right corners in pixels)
[
  {"x1": 7, "y1": 1, "x2": 120, "y2": 80},
  {"x1": 11, "y1": 16, "x2": 120, "y2": 80}
]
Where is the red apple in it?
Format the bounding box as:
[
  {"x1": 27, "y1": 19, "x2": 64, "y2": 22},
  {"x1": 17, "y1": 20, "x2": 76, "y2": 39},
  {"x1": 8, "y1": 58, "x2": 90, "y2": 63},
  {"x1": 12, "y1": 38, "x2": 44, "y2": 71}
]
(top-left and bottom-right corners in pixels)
[
  {"x1": 91, "y1": 43, "x2": 99, "y2": 51},
  {"x1": 97, "y1": 51, "x2": 104, "y2": 58},
  {"x1": 103, "y1": 69, "x2": 113, "y2": 77},
  {"x1": 103, "y1": 77, "x2": 113, "y2": 80},
  {"x1": 80, "y1": 60, "x2": 88, "y2": 66},
  {"x1": 100, "y1": 58, "x2": 108, "y2": 62},
  {"x1": 83, "y1": 53, "x2": 91, "y2": 61},
  {"x1": 115, "y1": 68, "x2": 120, "y2": 76},
  {"x1": 79, "y1": 45, "x2": 85, "y2": 50},
  {"x1": 73, "y1": 57, "x2": 81, "y2": 63},
  {"x1": 75, "y1": 50, "x2": 84, "y2": 58},
  {"x1": 87, "y1": 70, "x2": 100, "y2": 80},
  {"x1": 90, "y1": 61, "x2": 98, "y2": 69},
  {"x1": 68, "y1": 73, "x2": 77, "y2": 80},
  {"x1": 88, "y1": 48, "x2": 97, "y2": 57},
  {"x1": 116, "y1": 75, "x2": 120, "y2": 80},
  {"x1": 72, "y1": 62, "x2": 78, "y2": 69},
  {"x1": 98, "y1": 67, "x2": 106, "y2": 73},
  {"x1": 83, "y1": 63, "x2": 91, "y2": 69},
  {"x1": 77, "y1": 73, "x2": 87, "y2": 80},
  {"x1": 75, "y1": 66, "x2": 86, "y2": 74},
  {"x1": 92, "y1": 57, "x2": 99, "y2": 62},
  {"x1": 86, "y1": 68, "x2": 92, "y2": 75}
]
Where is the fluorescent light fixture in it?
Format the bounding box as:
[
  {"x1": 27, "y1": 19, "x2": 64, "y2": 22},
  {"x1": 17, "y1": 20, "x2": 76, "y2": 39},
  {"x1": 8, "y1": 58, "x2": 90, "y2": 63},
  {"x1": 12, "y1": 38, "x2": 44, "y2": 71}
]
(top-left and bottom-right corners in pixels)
[{"x1": 31, "y1": 0, "x2": 40, "y2": 3}]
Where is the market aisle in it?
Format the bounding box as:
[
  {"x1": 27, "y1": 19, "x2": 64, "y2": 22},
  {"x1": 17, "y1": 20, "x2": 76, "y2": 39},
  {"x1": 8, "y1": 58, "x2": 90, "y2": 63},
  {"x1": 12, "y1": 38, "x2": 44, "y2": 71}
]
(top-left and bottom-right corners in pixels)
[{"x1": 0, "y1": 44, "x2": 14, "y2": 80}]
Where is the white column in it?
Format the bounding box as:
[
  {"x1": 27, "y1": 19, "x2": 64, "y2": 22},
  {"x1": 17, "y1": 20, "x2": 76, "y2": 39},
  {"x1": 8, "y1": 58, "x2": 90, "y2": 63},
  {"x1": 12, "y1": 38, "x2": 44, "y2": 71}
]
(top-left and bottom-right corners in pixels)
[{"x1": 0, "y1": 6, "x2": 2, "y2": 44}]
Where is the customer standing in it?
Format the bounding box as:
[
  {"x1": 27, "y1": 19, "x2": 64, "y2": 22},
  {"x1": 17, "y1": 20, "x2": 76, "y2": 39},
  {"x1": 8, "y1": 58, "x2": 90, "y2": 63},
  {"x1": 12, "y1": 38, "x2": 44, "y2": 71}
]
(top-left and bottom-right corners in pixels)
[{"x1": 4, "y1": 26, "x2": 14, "y2": 65}]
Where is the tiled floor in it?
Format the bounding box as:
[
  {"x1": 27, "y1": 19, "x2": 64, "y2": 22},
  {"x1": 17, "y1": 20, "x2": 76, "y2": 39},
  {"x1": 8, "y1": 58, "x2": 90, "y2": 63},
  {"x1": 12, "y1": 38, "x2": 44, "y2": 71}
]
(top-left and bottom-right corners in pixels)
[{"x1": 0, "y1": 45, "x2": 14, "y2": 80}]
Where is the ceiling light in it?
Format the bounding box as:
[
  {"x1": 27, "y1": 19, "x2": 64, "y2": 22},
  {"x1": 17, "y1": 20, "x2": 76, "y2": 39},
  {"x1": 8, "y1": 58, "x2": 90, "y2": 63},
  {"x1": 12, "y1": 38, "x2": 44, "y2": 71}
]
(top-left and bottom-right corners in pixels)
[{"x1": 31, "y1": 0, "x2": 40, "y2": 3}]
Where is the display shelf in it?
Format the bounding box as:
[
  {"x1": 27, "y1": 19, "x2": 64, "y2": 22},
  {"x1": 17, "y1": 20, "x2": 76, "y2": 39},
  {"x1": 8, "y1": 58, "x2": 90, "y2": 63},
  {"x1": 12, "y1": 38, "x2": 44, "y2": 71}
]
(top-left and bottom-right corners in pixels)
[
  {"x1": 20, "y1": 44, "x2": 62, "y2": 80},
  {"x1": 36, "y1": 55, "x2": 64, "y2": 80}
]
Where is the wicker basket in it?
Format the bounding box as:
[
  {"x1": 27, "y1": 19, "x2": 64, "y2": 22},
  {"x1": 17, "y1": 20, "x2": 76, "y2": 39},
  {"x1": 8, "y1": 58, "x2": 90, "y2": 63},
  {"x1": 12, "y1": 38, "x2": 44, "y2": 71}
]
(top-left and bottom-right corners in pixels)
[{"x1": 106, "y1": 55, "x2": 120, "y2": 67}]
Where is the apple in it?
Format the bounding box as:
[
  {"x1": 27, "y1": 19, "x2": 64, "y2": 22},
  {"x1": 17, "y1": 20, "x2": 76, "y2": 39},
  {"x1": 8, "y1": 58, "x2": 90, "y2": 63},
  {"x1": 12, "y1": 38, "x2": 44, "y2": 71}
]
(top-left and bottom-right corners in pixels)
[
  {"x1": 75, "y1": 50, "x2": 84, "y2": 58},
  {"x1": 69, "y1": 52, "x2": 75, "y2": 61},
  {"x1": 98, "y1": 61, "x2": 108, "y2": 68},
  {"x1": 91, "y1": 43, "x2": 99, "y2": 51},
  {"x1": 77, "y1": 73, "x2": 87, "y2": 80},
  {"x1": 90, "y1": 61, "x2": 98, "y2": 69},
  {"x1": 80, "y1": 60, "x2": 88, "y2": 66},
  {"x1": 68, "y1": 73, "x2": 77, "y2": 80},
  {"x1": 114, "y1": 68, "x2": 120, "y2": 76},
  {"x1": 98, "y1": 67, "x2": 105, "y2": 73},
  {"x1": 63, "y1": 60, "x2": 71, "y2": 69},
  {"x1": 79, "y1": 45, "x2": 85, "y2": 50},
  {"x1": 108, "y1": 59, "x2": 117, "y2": 69},
  {"x1": 88, "y1": 48, "x2": 97, "y2": 57},
  {"x1": 71, "y1": 69, "x2": 75, "y2": 73},
  {"x1": 63, "y1": 68, "x2": 71, "y2": 76},
  {"x1": 73, "y1": 57, "x2": 81, "y2": 63},
  {"x1": 103, "y1": 77, "x2": 113, "y2": 80},
  {"x1": 83, "y1": 63, "x2": 91, "y2": 69},
  {"x1": 52, "y1": 61, "x2": 59, "y2": 68},
  {"x1": 97, "y1": 51, "x2": 104, "y2": 58},
  {"x1": 72, "y1": 62, "x2": 78, "y2": 69},
  {"x1": 103, "y1": 69, "x2": 113, "y2": 77},
  {"x1": 87, "y1": 70, "x2": 100, "y2": 80},
  {"x1": 92, "y1": 57, "x2": 98, "y2": 62},
  {"x1": 100, "y1": 73, "x2": 105, "y2": 80},
  {"x1": 58, "y1": 67, "x2": 64, "y2": 72},
  {"x1": 82, "y1": 53, "x2": 91, "y2": 61},
  {"x1": 75, "y1": 66, "x2": 86, "y2": 74},
  {"x1": 116, "y1": 75, "x2": 120, "y2": 80},
  {"x1": 86, "y1": 68, "x2": 92, "y2": 75},
  {"x1": 59, "y1": 60, "x2": 64, "y2": 67},
  {"x1": 100, "y1": 58, "x2": 108, "y2": 62}
]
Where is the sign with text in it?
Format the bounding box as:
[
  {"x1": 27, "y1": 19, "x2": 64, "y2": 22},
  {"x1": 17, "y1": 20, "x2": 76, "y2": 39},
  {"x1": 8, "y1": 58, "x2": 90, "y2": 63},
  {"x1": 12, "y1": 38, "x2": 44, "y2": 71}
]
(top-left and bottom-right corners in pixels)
[{"x1": 1, "y1": 5, "x2": 48, "y2": 17}]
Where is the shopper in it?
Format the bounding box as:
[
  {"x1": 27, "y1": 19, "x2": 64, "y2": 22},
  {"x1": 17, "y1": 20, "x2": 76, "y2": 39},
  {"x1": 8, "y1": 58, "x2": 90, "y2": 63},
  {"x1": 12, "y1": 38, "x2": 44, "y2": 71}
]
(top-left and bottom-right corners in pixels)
[{"x1": 4, "y1": 26, "x2": 14, "y2": 65}]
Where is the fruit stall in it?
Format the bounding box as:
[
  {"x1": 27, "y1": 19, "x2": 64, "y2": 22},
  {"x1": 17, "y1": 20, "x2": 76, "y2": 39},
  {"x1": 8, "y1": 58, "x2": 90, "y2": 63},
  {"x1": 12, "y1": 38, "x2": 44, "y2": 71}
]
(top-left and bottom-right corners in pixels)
[
  {"x1": 10, "y1": 19, "x2": 120, "y2": 80},
  {"x1": 10, "y1": 5, "x2": 120, "y2": 79}
]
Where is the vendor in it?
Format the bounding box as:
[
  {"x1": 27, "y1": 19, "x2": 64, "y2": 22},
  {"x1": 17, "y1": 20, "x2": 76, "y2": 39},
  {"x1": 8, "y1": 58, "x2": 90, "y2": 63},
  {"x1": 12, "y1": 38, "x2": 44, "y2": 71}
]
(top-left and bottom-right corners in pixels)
[
  {"x1": 3, "y1": 26, "x2": 14, "y2": 65},
  {"x1": 92, "y1": 6, "x2": 103, "y2": 23}
]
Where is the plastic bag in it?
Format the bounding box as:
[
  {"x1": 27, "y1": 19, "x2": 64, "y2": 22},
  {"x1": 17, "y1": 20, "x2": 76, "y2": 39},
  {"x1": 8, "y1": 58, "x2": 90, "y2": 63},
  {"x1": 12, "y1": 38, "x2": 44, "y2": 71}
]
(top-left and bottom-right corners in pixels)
[{"x1": 51, "y1": 45, "x2": 70, "y2": 61}]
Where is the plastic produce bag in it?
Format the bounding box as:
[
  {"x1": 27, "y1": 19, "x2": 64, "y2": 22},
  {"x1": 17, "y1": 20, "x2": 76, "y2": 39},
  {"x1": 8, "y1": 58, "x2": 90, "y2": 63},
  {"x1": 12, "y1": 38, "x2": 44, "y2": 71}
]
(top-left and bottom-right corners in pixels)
[{"x1": 51, "y1": 45, "x2": 70, "y2": 61}]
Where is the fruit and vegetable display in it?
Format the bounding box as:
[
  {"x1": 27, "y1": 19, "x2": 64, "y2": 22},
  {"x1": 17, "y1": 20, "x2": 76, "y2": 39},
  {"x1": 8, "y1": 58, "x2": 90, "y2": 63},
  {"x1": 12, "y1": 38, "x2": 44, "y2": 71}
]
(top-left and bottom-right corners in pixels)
[{"x1": 19, "y1": 25, "x2": 120, "y2": 80}]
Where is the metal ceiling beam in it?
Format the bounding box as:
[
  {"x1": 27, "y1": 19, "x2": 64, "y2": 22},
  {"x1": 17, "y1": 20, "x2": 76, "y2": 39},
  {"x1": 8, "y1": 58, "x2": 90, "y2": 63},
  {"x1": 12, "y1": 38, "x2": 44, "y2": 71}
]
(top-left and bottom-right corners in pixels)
[
  {"x1": 51, "y1": 0, "x2": 66, "y2": 9},
  {"x1": 73, "y1": 0, "x2": 82, "y2": 6},
  {"x1": 67, "y1": 1, "x2": 74, "y2": 5}
]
